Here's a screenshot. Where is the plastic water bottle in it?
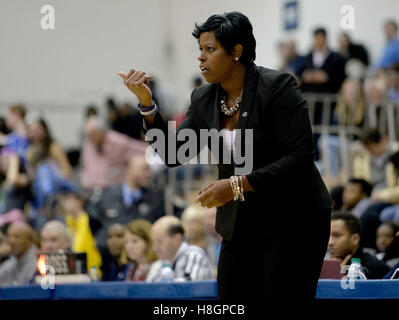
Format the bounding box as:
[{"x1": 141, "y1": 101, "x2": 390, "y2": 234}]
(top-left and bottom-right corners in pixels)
[
  {"x1": 89, "y1": 266, "x2": 99, "y2": 281},
  {"x1": 159, "y1": 262, "x2": 174, "y2": 282},
  {"x1": 347, "y1": 258, "x2": 367, "y2": 280}
]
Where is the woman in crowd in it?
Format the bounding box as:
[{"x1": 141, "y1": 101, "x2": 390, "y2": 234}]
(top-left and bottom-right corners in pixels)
[
  {"x1": 375, "y1": 222, "x2": 399, "y2": 268},
  {"x1": 26, "y1": 118, "x2": 75, "y2": 211},
  {"x1": 101, "y1": 223, "x2": 130, "y2": 281},
  {"x1": 123, "y1": 219, "x2": 157, "y2": 282},
  {"x1": 0, "y1": 149, "x2": 31, "y2": 217}
]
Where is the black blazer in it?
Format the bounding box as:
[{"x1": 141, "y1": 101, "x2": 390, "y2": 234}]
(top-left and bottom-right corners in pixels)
[
  {"x1": 299, "y1": 50, "x2": 346, "y2": 93},
  {"x1": 144, "y1": 62, "x2": 331, "y2": 241}
]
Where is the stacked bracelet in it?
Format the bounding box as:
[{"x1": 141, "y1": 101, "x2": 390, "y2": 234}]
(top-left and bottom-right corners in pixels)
[
  {"x1": 229, "y1": 175, "x2": 245, "y2": 201},
  {"x1": 138, "y1": 101, "x2": 159, "y2": 117}
]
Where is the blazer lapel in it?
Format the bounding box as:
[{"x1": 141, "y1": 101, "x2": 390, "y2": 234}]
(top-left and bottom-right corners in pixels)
[
  {"x1": 234, "y1": 63, "x2": 258, "y2": 170},
  {"x1": 211, "y1": 84, "x2": 222, "y2": 131},
  {"x1": 236, "y1": 62, "x2": 258, "y2": 131}
]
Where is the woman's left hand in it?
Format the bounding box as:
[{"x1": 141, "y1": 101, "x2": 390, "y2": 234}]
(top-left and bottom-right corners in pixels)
[{"x1": 195, "y1": 179, "x2": 233, "y2": 208}]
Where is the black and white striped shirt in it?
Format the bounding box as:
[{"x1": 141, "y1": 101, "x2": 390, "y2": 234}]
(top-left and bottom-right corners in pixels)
[{"x1": 146, "y1": 242, "x2": 215, "y2": 282}]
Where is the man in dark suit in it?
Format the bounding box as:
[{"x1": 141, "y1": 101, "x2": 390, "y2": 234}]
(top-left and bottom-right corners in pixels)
[
  {"x1": 299, "y1": 27, "x2": 346, "y2": 160},
  {"x1": 87, "y1": 156, "x2": 165, "y2": 251},
  {"x1": 300, "y1": 27, "x2": 346, "y2": 94}
]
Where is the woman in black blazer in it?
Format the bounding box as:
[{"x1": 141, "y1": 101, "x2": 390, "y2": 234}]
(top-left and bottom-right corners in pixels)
[{"x1": 118, "y1": 12, "x2": 332, "y2": 302}]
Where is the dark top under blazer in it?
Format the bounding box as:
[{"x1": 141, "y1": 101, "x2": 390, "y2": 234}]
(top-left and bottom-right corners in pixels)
[{"x1": 143, "y1": 62, "x2": 332, "y2": 241}]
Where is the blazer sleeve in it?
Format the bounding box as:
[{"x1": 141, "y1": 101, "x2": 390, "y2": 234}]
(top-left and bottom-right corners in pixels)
[
  {"x1": 246, "y1": 73, "x2": 315, "y2": 193},
  {"x1": 141, "y1": 88, "x2": 203, "y2": 167}
]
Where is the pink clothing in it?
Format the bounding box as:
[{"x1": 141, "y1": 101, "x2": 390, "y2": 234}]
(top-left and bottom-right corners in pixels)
[{"x1": 80, "y1": 130, "x2": 147, "y2": 189}]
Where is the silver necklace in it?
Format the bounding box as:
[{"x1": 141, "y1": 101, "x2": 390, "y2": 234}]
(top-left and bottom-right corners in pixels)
[{"x1": 220, "y1": 90, "x2": 243, "y2": 117}]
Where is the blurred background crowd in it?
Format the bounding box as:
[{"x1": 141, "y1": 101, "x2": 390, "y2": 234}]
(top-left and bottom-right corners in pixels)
[{"x1": 1, "y1": 0, "x2": 399, "y2": 286}]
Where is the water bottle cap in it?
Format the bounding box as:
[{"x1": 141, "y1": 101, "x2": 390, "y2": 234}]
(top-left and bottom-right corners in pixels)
[{"x1": 351, "y1": 258, "x2": 361, "y2": 264}]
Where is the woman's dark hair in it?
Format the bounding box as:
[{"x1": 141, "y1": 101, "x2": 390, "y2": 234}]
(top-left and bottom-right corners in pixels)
[
  {"x1": 0, "y1": 117, "x2": 10, "y2": 135},
  {"x1": 36, "y1": 118, "x2": 53, "y2": 154},
  {"x1": 192, "y1": 12, "x2": 256, "y2": 66},
  {"x1": 27, "y1": 118, "x2": 54, "y2": 166}
]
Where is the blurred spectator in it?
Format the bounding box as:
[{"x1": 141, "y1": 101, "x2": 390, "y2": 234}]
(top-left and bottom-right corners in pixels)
[
  {"x1": 342, "y1": 178, "x2": 373, "y2": 218},
  {"x1": 363, "y1": 73, "x2": 387, "y2": 104},
  {"x1": 386, "y1": 68, "x2": 399, "y2": 103},
  {"x1": 353, "y1": 128, "x2": 397, "y2": 193},
  {"x1": 375, "y1": 223, "x2": 399, "y2": 268},
  {"x1": 106, "y1": 97, "x2": 119, "y2": 130},
  {"x1": 338, "y1": 32, "x2": 369, "y2": 77},
  {"x1": 0, "y1": 222, "x2": 38, "y2": 286},
  {"x1": 204, "y1": 207, "x2": 221, "y2": 276},
  {"x1": 300, "y1": 27, "x2": 346, "y2": 94},
  {"x1": 147, "y1": 216, "x2": 214, "y2": 282},
  {"x1": 375, "y1": 19, "x2": 399, "y2": 71},
  {"x1": 173, "y1": 76, "x2": 204, "y2": 128},
  {"x1": 181, "y1": 204, "x2": 207, "y2": 250},
  {"x1": 27, "y1": 118, "x2": 72, "y2": 179},
  {"x1": 40, "y1": 220, "x2": 70, "y2": 252},
  {"x1": 147, "y1": 77, "x2": 175, "y2": 120},
  {"x1": 192, "y1": 76, "x2": 203, "y2": 88},
  {"x1": 278, "y1": 39, "x2": 305, "y2": 77},
  {"x1": 88, "y1": 155, "x2": 165, "y2": 251},
  {"x1": 26, "y1": 118, "x2": 76, "y2": 225},
  {"x1": 123, "y1": 219, "x2": 157, "y2": 282},
  {"x1": 100, "y1": 223, "x2": 129, "y2": 281},
  {"x1": 0, "y1": 116, "x2": 10, "y2": 136},
  {"x1": 80, "y1": 117, "x2": 147, "y2": 189},
  {"x1": 60, "y1": 191, "x2": 102, "y2": 277},
  {"x1": 300, "y1": 27, "x2": 346, "y2": 161},
  {"x1": 330, "y1": 185, "x2": 344, "y2": 210},
  {"x1": 354, "y1": 133, "x2": 399, "y2": 250},
  {"x1": 85, "y1": 105, "x2": 99, "y2": 120},
  {"x1": 0, "y1": 150, "x2": 31, "y2": 216},
  {"x1": 335, "y1": 79, "x2": 366, "y2": 128},
  {"x1": 112, "y1": 102, "x2": 143, "y2": 140},
  {"x1": 0, "y1": 231, "x2": 11, "y2": 264},
  {"x1": 328, "y1": 212, "x2": 390, "y2": 279},
  {"x1": 2, "y1": 105, "x2": 29, "y2": 166}
]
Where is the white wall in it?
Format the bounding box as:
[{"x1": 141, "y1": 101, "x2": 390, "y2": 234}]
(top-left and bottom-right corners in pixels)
[{"x1": 0, "y1": 0, "x2": 398, "y2": 147}]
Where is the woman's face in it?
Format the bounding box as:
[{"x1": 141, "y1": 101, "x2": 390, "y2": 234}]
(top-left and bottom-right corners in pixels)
[
  {"x1": 376, "y1": 224, "x2": 395, "y2": 252},
  {"x1": 28, "y1": 122, "x2": 46, "y2": 143},
  {"x1": 107, "y1": 224, "x2": 125, "y2": 257},
  {"x1": 124, "y1": 230, "x2": 148, "y2": 263},
  {"x1": 197, "y1": 32, "x2": 236, "y2": 84}
]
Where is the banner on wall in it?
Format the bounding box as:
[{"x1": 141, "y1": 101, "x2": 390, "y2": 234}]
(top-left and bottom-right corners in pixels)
[{"x1": 283, "y1": 0, "x2": 299, "y2": 31}]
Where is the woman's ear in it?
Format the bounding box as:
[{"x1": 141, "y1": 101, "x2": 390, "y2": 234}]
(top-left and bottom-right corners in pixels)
[
  {"x1": 351, "y1": 233, "x2": 360, "y2": 247},
  {"x1": 232, "y1": 44, "x2": 243, "y2": 61}
]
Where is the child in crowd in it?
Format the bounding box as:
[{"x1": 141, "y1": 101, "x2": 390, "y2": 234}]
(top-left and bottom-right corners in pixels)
[{"x1": 60, "y1": 190, "x2": 102, "y2": 278}]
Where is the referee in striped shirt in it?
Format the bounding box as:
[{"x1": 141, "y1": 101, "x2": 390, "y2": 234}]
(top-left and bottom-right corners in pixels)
[{"x1": 147, "y1": 216, "x2": 215, "y2": 282}]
